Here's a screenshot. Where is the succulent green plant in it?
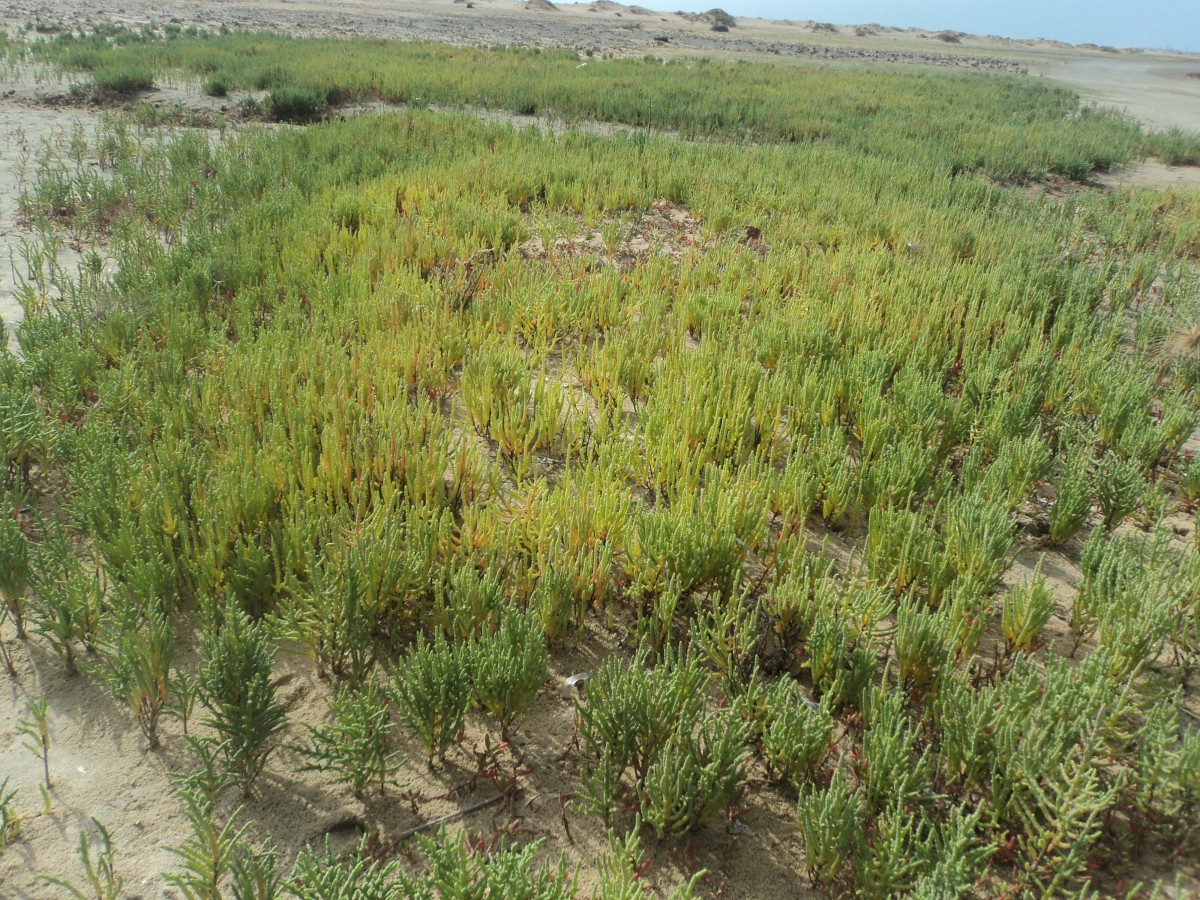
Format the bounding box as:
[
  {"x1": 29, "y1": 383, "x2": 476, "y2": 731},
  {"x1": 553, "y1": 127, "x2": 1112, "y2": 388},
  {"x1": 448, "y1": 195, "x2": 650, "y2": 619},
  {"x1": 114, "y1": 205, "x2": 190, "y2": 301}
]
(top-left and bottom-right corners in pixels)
[
  {"x1": 197, "y1": 605, "x2": 287, "y2": 793},
  {"x1": 94, "y1": 603, "x2": 174, "y2": 749},
  {"x1": 0, "y1": 511, "x2": 31, "y2": 642},
  {"x1": 796, "y1": 769, "x2": 865, "y2": 887},
  {"x1": 17, "y1": 695, "x2": 52, "y2": 791},
  {"x1": 1048, "y1": 452, "x2": 1093, "y2": 544},
  {"x1": 0, "y1": 778, "x2": 21, "y2": 855},
  {"x1": 470, "y1": 605, "x2": 550, "y2": 740},
  {"x1": 577, "y1": 648, "x2": 708, "y2": 822},
  {"x1": 297, "y1": 679, "x2": 400, "y2": 797},
  {"x1": 42, "y1": 820, "x2": 124, "y2": 900},
  {"x1": 640, "y1": 709, "x2": 750, "y2": 838},
  {"x1": 1001, "y1": 564, "x2": 1056, "y2": 656},
  {"x1": 390, "y1": 631, "x2": 470, "y2": 765}
]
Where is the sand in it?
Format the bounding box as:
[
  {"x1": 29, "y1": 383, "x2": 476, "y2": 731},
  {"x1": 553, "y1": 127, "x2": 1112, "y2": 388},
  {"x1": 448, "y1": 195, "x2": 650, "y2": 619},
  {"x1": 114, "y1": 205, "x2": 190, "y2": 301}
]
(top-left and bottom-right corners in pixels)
[{"x1": 0, "y1": 105, "x2": 100, "y2": 355}]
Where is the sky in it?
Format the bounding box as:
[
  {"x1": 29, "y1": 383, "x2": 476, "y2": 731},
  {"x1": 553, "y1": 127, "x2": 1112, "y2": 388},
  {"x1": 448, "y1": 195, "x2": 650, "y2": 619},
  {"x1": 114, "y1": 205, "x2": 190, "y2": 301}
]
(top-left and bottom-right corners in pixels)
[{"x1": 663, "y1": 1, "x2": 1200, "y2": 52}]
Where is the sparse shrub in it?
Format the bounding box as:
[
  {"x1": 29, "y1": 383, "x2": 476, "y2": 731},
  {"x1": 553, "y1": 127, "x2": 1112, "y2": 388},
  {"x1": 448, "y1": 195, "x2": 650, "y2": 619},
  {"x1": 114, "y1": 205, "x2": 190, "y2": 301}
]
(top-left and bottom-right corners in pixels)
[
  {"x1": 796, "y1": 769, "x2": 865, "y2": 887},
  {"x1": 166, "y1": 786, "x2": 248, "y2": 899},
  {"x1": 470, "y1": 605, "x2": 550, "y2": 739},
  {"x1": 197, "y1": 606, "x2": 287, "y2": 793},
  {"x1": 1097, "y1": 455, "x2": 1144, "y2": 529},
  {"x1": 0, "y1": 778, "x2": 21, "y2": 854},
  {"x1": 42, "y1": 820, "x2": 123, "y2": 900},
  {"x1": 1002, "y1": 564, "x2": 1055, "y2": 656},
  {"x1": 290, "y1": 837, "x2": 400, "y2": 896},
  {"x1": 436, "y1": 565, "x2": 506, "y2": 642},
  {"x1": 931, "y1": 673, "x2": 995, "y2": 791},
  {"x1": 640, "y1": 708, "x2": 750, "y2": 838},
  {"x1": 1181, "y1": 459, "x2": 1200, "y2": 503},
  {"x1": 1146, "y1": 128, "x2": 1200, "y2": 167},
  {"x1": 0, "y1": 390, "x2": 52, "y2": 488},
  {"x1": 760, "y1": 680, "x2": 835, "y2": 785},
  {"x1": 297, "y1": 679, "x2": 400, "y2": 797},
  {"x1": 273, "y1": 562, "x2": 377, "y2": 686},
  {"x1": 17, "y1": 695, "x2": 52, "y2": 792},
  {"x1": 170, "y1": 671, "x2": 199, "y2": 737},
  {"x1": 29, "y1": 539, "x2": 102, "y2": 675},
  {"x1": 943, "y1": 492, "x2": 1015, "y2": 589},
  {"x1": 0, "y1": 511, "x2": 30, "y2": 642},
  {"x1": 94, "y1": 603, "x2": 175, "y2": 749},
  {"x1": 577, "y1": 648, "x2": 707, "y2": 823},
  {"x1": 229, "y1": 839, "x2": 283, "y2": 900},
  {"x1": 858, "y1": 688, "x2": 930, "y2": 816},
  {"x1": 390, "y1": 632, "x2": 471, "y2": 764},
  {"x1": 267, "y1": 86, "x2": 333, "y2": 122},
  {"x1": 401, "y1": 827, "x2": 576, "y2": 898},
  {"x1": 705, "y1": 8, "x2": 736, "y2": 29},
  {"x1": 596, "y1": 825, "x2": 704, "y2": 898},
  {"x1": 91, "y1": 67, "x2": 154, "y2": 96},
  {"x1": 1049, "y1": 452, "x2": 1093, "y2": 543},
  {"x1": 893, "y1": 596, "x2": 952, "y2": 694}
]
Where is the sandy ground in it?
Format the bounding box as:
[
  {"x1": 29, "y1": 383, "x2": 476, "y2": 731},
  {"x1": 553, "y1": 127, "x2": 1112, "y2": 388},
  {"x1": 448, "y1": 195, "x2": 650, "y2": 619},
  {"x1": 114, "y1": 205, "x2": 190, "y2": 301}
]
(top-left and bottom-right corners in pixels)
[
  {"x1": 1096, "y1": 158, "x2": 1200, "y2": 190},
  {"x1": 0, "y1": 105, "x2": 100, "y2": 355},
  {"x1": 1, "y1": 3, "x2": 1199, "y2": 896},
  {"x1": 1029, "y1": 55, "x2": 1200, "y2": 133},
  {"x1": 1, "y1": 0, "x2": 1029, "y2": 70}
]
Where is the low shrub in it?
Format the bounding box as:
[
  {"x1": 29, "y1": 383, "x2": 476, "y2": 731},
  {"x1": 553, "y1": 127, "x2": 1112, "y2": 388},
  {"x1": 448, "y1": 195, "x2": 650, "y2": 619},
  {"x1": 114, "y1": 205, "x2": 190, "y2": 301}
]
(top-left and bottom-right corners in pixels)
[
  {"x1": 1146, "y1": 128, "x2": 1200, "y2": 167},
  {"x1": 90, "y1": 67, "x2": 154, "y2": 96},
  {"x1": 267, "y1": 85, "x2": 344, "y2": 122}
]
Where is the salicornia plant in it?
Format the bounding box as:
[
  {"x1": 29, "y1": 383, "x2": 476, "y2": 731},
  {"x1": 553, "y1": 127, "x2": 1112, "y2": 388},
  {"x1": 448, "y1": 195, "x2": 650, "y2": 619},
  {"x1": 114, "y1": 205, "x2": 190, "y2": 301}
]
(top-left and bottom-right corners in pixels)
[
  {"x1": 94, "y1": 603, "x2": 175, "y2": 749},
  {"x1": 297, "y1": 679, "x2": 400, "y2": 797},
  {"x1": 470, "y1": 605, "x2": 550, "y2": 740},
  {"x1": 197, "y1": 605, "x2": 287, "y2": 793},
  {"x1": 389, "y1": 631, "x2": 470, "y2": 765},
  {"x1": 42, "y1": 820, "x2": 124, "y2": 900},
  {"x1": 18, "y1": 695, "x2": 52, "y2": 791}
]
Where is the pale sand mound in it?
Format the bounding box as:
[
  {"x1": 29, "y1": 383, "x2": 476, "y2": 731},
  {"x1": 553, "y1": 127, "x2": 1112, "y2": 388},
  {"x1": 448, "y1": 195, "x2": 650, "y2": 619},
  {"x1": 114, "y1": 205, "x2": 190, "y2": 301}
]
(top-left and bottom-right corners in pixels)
[{"x1": 1097, "y1": 158, "x2": 1200, "y2": 191}]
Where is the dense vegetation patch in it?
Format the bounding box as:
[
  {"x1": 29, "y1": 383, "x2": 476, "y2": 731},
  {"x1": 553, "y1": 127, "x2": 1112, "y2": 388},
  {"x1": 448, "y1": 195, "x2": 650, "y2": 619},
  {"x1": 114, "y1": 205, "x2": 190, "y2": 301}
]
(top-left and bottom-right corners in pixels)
[
  {"x1": 3, "y1": 34, "x2": 1200, "y2": 896},
  {"x1": 25, "y1": 27, "x2": 1164, "y2": 180}
]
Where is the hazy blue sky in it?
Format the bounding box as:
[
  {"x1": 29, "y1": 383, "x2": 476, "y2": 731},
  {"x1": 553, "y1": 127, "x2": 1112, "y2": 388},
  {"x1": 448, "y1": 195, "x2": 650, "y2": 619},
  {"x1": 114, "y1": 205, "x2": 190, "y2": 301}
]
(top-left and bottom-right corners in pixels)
[{"x1": 662, "y1": 1, "x2": 1199, "y2": 51}]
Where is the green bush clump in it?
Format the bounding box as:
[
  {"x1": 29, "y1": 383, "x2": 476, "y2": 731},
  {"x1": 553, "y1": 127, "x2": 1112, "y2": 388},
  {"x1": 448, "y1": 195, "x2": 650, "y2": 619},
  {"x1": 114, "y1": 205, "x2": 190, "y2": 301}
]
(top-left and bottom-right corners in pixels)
[
  {"x1": 94, "y1": 602, "x2": 175, "y2": 750},
  {"x1": 296, "y1": 679, "x2": 400, "y2": 797},
  {"x1": 469, "y1": 605, "x2": 550, "y2": 740},
  {"x1": 0, "y1": 511, "x2": 30, "y2": 645},
  {"x1": 1146, "y1": 128, "x2": 1200, "y2": 167},
  {"x1": 267, "y1": 87, "x2": 325, "y2": 122},
  {"x1": 267, "y1": 85, "x2": 343, "y2": 122},
  {"x1": 90, "y1": 67, "x2": 154, "y2": 96},
  {"x1": 390, "y1": 632, "x2": 471, "y2": 764},
  {"x1": 577, "y1": 648, "x2": 750, "y2": 836},
  {"x1": 640, "y1": 708, "x2": 750, "y2": 838},
  {"x1": 290, "y1": 827, "x2": 575, "y2": 897},
  {"x1": 197, "y1": 606, "x2": 287, "y2": 793}
]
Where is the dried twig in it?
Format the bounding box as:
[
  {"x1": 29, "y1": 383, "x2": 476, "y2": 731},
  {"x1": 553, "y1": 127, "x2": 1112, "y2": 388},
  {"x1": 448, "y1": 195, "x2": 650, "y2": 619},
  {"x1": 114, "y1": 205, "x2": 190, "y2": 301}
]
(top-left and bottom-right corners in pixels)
[{"x1": 396, "y1": 794, "x2": 505, "y2": 841}]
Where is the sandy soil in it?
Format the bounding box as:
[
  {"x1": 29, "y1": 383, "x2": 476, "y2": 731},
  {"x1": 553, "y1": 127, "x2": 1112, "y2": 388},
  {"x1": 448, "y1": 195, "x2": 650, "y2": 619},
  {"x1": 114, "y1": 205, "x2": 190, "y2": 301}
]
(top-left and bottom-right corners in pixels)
[
  {"x1": 1096, "y1": 158, "x2": 1200, "y2": 190},
  {"x1": 1, "y1": 0, "x2": 1028, "y2": 70},
  {"x1": 0, "y1": 105, "x2": 100, "y2": 355},
  {"x1": 1, "y1": 3, "x2": 1199, "y2": 897},
  {"x1": 1029, "y1": 55, "x2": 1200, "y2": 133}
]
